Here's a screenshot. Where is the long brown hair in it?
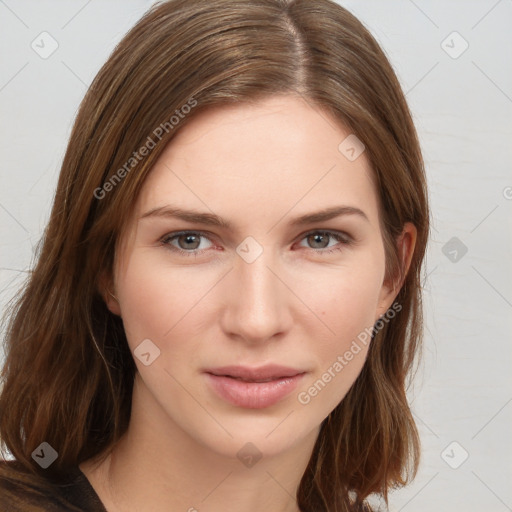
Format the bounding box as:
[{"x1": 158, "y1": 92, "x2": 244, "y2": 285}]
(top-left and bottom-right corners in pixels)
[{"x1": 0, "y1": 0, "x2": 429, "y2": 510}]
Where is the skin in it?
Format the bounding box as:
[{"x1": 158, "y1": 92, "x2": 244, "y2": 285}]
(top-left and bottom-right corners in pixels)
[{"x1": 80, "y1": 95, "x2": 416, "y2": 512}]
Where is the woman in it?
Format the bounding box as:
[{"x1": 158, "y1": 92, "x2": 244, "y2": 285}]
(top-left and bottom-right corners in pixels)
[{"x1": 0, "y1": 0, "x2": 429, "y2": 510}]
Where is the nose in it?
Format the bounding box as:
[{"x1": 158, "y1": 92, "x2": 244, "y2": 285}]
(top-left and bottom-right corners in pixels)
[{"x1": 219, "y1": 245, "x2": 293, "y2": 345}]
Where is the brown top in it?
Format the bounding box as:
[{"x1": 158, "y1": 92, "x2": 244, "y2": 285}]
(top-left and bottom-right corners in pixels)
[{"x1": 0, "y1": 460, "x2": 107, "y2": 511}]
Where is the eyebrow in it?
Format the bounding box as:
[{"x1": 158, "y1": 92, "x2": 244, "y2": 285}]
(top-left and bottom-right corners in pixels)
[{"x1": 140, "y1": 204, "x2": 369, "y2": 229}]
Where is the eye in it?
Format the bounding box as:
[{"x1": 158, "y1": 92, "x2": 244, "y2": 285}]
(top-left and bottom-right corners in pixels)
[
  {"x1": 160, "y1": 229, "x2": 352, "y2": 257},
  {"x1": 160, "y1": 231, "x2": 214, "y2": 257},
  {"x1": 297, "y1": 230, "x2": 353, "y2": 255}
]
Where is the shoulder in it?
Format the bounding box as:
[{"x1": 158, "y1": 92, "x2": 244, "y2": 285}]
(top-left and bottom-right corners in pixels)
[{"x1": 0, "y1": 459, "x2": 85, "y2": 512}]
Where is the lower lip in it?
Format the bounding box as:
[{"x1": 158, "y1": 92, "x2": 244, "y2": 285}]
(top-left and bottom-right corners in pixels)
[{"x1": 205, "y1": 373, "x2": 305, "y2": 409}]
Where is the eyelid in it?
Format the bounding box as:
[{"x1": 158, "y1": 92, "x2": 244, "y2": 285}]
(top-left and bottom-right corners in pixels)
[
  {"x1": 159, "y1": 228, "x2": 354, "y2": 256},
  {"x1": 160, "y1": 230, "x2": 216, "y2": 254}
]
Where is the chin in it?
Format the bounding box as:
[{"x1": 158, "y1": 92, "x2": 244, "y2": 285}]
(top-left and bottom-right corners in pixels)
[{"x1": 183, "y1": 407, "x2": 320, "y2": 462}]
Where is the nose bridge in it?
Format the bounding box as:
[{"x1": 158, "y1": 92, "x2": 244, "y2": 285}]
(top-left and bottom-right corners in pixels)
[{"x1": 223, "y1": 238, "x2": 289, "y2": 341}]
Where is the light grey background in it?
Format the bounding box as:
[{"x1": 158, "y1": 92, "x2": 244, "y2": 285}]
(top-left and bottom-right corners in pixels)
[{"x1": 1, "y1": 1, "x2": 511, "y2": 510}]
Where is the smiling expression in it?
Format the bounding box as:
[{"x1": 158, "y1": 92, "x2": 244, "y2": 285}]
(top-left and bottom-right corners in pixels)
[{"x1": 106, "y1": 94, "x2": 399, "y2": 459}]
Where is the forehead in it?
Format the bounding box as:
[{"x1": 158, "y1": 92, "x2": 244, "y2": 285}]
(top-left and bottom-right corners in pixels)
[{"x1": 132, "y1": 95, "x2": 380, "y2": 233}]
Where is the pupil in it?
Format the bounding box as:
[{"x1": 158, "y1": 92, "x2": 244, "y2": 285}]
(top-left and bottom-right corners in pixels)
[
  {"x1": 183, "y1": 235, "x2": 198, "y2": 248},
  {"x1": 311, "y1": 233, "x2": 327, "y2": 248}
]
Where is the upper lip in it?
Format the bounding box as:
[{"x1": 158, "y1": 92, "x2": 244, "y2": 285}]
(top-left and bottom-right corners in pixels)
[{"x1": 205, "y1": 364, "x2": 306, "y2": 382}]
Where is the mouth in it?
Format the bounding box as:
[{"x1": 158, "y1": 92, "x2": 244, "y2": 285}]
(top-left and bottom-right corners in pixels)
[
  {"x1": 204, "y1": 365, "x2": 306, "y2": 409},
  {"x1": 206, "y1": 364, "x2": 305, "y2": 380},
  {"x1": 215, "y1": 375, "x2": 290, "y2": 383}
]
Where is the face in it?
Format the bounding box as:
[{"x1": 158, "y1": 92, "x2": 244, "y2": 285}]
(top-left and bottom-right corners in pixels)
[{"x1": 106, "y1": 95, "x2": 405, "y2": 460}]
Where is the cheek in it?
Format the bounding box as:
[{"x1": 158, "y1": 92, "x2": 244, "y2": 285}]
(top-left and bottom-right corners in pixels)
[
  {"x1": 309, "y1": 259, "x2": 384, "y2": 348},
  {"x1": 117, "y1": 242, "x2": 385, "y2": 362},
  {"x1": 116, "y1": 251, "x2": 203, "y2": 348},
  {"x1": 296, "y1": 267, "x2": 383, "y2": 412}
]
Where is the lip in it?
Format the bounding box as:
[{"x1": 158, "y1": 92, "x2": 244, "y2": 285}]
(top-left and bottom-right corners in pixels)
[{"x1": 204, "y1": 365, "x2": 306, "y2": 409}]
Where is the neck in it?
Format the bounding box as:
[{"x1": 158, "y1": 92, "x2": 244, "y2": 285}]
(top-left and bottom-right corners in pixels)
[{"x1": 81, "y1": 375, "x2": 319, "y2": 512}]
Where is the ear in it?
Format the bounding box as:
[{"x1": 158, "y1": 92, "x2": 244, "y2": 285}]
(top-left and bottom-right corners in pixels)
[
  {"x1": 375, "y1": 222, "x2": 417, "y2": 321},
  {"x1": 98, "y1": 271, "x2": 122, "y2": 317}
]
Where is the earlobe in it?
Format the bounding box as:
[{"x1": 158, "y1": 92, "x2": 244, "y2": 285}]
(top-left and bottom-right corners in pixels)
[
  {"x1": 399, "y1": 222, "x2": 417, "y2": 280},
  {"x1": 105, "y1": 289, "x2": 121, "y2": 316},
  {"x1": 98, "y1": 273, "x2": 122, "y2": 316},
  {"x1": 375, "y1": 222, "x2": 417, "y2": 320},
  {"x1": 389, "y1": 222, "x2": 417, "y2": 295}
]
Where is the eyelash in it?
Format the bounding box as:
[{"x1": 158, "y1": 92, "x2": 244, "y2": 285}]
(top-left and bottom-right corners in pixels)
[{"x1": 159, "y1": 230, "x2": 353, "y2": 258}]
